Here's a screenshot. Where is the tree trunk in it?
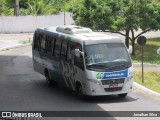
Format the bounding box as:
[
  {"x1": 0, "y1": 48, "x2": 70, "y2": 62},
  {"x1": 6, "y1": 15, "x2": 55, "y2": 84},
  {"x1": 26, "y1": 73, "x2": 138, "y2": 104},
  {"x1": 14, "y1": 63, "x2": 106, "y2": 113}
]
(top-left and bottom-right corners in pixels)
[
  {"x1": 125, "y1": 30, "x2": 130, "y2": 48},
  {"x1": 131, "y1": 39, "x2": 135, "y2": 55},
  {"x1": 14, "y1": 0, "x2": 19, "y2": 16},
  {"x1": 131, "y1": 29, "x2": 135, "y2": 55}
]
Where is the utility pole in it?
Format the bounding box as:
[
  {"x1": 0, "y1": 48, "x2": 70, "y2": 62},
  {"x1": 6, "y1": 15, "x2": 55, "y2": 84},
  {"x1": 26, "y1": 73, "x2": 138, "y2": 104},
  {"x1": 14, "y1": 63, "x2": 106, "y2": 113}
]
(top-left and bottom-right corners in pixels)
[
  {"x1": 64, "y1": 10, "x2": 66, "y2": 25},
  {"x1": 14, "y1": 0, "x2": 19, "y2": 16}
]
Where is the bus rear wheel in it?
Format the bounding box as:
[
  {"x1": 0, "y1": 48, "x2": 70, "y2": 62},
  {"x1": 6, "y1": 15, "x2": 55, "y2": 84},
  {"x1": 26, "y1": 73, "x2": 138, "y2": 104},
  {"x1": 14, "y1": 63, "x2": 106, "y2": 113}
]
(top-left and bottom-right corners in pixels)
[
  {"x1": 46, "y1": 71, "x2": 57, "y2": 86},
  {"x1": 118, "y1": 93, "x2": 127, "y2": 98}
]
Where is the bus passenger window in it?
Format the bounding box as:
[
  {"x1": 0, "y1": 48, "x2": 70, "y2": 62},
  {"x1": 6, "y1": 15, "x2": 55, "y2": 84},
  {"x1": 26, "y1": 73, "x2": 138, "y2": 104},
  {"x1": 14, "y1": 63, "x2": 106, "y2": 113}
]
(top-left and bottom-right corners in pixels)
[
  {"x1": 74, "y1": 45, "x2": 84, "y2": 70},
  {"x1": 46, "y1": 36, "x2": 54, "y2": 55},
  {"x1": 39, "y1": 34, "x2": 46, "y2": 52},
  {"x1": 67, "y1": 42, "x2": 84, "y2": 70},
  {"x1": 55, "y1": 39, "x2": 62, "y2": 58},
  {"x1": 61, "y1": 40, "x2": 68, "y2": 60},
  {"x1": 34, "y1": 32, "x2": 40, "y2": 51},
  {"x1": 67, "y1": 42, "x2": 75, "y2": 63}
]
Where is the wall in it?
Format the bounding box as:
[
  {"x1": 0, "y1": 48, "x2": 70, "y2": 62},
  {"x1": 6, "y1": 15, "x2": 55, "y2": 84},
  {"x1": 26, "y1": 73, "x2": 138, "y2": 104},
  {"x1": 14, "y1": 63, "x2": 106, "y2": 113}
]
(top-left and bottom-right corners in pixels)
[{"x1": 0, "y1": 12, "x2": 74, "y2": 33}]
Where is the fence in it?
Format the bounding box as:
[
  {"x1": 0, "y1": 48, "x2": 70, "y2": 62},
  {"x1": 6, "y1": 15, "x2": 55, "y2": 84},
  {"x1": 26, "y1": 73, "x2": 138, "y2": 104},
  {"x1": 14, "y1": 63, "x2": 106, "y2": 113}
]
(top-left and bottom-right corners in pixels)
[{"x1": 0, "y1": 12, "x2": 74, "y2": 34}]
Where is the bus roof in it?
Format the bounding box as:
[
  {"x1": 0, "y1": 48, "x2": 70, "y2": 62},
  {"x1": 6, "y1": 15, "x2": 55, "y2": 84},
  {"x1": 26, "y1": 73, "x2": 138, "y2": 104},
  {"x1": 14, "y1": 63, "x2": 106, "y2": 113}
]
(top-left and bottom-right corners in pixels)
[{"x1": 36, "y1": 25, "x2": 123, "y2": 45}]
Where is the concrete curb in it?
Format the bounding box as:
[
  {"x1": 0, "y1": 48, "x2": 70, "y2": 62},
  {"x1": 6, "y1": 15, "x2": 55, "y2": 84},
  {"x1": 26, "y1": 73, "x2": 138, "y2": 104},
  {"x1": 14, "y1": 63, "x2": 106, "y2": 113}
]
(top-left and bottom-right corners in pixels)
[
  {"x1": 133, "y1": 63, "x2": 160, "y2": 66},
  {"x1": 0, "y1": 43, "x2": 31, "y2": 51},
  {"x1": 133, "y1": 82, "x2": 160, "y2": 97}
]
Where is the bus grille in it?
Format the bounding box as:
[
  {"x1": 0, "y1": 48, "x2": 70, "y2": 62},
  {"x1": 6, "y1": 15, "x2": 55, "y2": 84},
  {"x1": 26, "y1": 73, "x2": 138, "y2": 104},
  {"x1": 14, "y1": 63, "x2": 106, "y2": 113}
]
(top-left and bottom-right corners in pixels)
[
  {"x1": 104, "y1": 87, "x2": 123, "y2": 92},
  {"x1": 101, "y1": 78, "x2": 125, "y2": 92},
  {"x1": 101, "y1": 78, "x2": 125, "y2": 85}
]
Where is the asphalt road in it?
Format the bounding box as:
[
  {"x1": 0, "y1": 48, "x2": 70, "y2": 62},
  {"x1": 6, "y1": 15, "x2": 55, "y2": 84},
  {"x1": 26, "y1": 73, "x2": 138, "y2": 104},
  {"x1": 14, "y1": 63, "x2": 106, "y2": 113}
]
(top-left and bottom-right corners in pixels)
[{"x1": 0, "y1": 46, "x2": 160, "y2": 120}]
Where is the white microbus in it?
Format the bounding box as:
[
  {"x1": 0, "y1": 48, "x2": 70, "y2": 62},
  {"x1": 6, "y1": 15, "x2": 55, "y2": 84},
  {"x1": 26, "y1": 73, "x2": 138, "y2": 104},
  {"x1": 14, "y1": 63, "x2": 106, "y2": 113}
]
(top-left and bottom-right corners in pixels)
[{"x1": 32, "y1": 25, "x2": 134, "y2": 98}]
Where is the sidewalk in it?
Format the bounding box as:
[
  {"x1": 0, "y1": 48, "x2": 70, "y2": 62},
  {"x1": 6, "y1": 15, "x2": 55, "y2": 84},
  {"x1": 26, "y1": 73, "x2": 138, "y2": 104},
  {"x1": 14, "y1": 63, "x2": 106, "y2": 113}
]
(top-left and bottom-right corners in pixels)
[{"x1": 0, "y1": 33, "x2": 33, "y2": 50}]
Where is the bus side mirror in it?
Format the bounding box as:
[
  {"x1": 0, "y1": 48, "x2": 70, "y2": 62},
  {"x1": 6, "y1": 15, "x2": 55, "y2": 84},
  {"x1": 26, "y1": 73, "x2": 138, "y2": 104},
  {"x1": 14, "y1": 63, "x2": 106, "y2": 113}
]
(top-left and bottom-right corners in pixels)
[
  {"x1": 128, "y1": 45, "x2": 132, "y2": 54},
  {"x1": 75, "y1": 49, "x2": 81, "y2": 57}
]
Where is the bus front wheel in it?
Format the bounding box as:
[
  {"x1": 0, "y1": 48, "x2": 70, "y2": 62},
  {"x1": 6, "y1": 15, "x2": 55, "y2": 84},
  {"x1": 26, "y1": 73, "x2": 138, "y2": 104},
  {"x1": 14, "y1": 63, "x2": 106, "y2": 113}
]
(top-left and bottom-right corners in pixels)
[{"x1": 76, "y1": 84, "x2": 85, "y2": 99}]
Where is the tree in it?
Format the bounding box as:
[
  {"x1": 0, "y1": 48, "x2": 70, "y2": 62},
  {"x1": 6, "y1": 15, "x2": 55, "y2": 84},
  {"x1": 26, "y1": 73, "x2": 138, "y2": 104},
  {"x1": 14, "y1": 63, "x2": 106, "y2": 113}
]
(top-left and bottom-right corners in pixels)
[
  {"x1": 70, "y1": 0, "x2": 114, "y2": 30},
  {"x1": 19, "y1": 0, "x2": 29, "y2": 9},
  {"x1": 0, "y1": 0, "x2": 72, "y2": 16},
  {"x1": 27, "y1": 0, "x2": 57, "y2": 15},
  {"x1": 113, "y1": 0, "x2": 160, "y2": 55},
  {"x1": 70, "y1": 0, "x2": 160, "y2": 55},
  {"x1": 0, "y1": 0, "x2": 13, "y2": 15}
]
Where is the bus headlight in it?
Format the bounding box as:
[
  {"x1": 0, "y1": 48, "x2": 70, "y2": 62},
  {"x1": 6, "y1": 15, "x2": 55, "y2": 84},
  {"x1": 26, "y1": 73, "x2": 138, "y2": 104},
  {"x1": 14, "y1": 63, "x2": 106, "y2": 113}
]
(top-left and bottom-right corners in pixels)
[{"x1": 128, "y1": 68, "x2": 134, "y2": 81}]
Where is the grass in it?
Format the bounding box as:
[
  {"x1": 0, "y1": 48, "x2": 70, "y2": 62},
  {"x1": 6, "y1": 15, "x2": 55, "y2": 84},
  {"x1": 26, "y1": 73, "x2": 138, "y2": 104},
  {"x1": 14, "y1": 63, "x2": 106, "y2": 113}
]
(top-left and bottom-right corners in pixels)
[
  {"x1": 134, "y1": 70, "x2": 160, "y2": 93},
  {"x1": 19, "y1": 40, "x2": 32, "y2": 44},
  {"x1": 131, "y1": 37, "x2": 160, "y2": 64}
]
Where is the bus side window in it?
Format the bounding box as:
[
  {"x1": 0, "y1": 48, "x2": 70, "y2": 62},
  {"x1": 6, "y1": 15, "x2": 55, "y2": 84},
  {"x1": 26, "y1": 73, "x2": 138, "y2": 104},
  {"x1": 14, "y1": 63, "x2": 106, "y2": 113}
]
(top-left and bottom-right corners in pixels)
[
  {"x1": 39, "y1": 34, "x2": 45, "y2": 52},
  {"x1": 52, "y1": 38, "x2": 56, "y2": 56},
  {"x1": 74, "y1": 44, "x2": 84, "y2": 70},
  {"x1": 46, "y1": 36, "x2": 54, "y2": 55},
  {"x1": 67, "y1": 42, "x2": 75, "y2": 63},
  {"x1": 55, "y1": 39, "x2": 62, "y2": 58},
  {"x1": 34, "y1": 32, "x2": 40, "y2": 51},
  {"x1": 61, "y1": 40, "x2": 68, "y2": 61},
  {"x1": 67, "y1": 42, "x2": 84, "y2": 70}
]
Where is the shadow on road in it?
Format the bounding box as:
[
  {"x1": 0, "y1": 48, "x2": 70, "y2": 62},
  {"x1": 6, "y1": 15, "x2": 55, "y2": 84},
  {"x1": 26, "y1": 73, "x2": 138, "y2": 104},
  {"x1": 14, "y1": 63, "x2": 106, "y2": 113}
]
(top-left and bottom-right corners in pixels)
[{"x1": 0, "y1": 52, "x2": 136, "y2": 119}]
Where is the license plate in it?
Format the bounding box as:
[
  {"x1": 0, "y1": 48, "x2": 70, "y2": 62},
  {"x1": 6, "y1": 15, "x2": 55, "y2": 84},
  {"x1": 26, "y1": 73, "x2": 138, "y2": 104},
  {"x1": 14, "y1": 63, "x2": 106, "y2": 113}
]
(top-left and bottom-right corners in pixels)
[{"x1": 109, "y1": 84, "x2": 118, "y2": 88}]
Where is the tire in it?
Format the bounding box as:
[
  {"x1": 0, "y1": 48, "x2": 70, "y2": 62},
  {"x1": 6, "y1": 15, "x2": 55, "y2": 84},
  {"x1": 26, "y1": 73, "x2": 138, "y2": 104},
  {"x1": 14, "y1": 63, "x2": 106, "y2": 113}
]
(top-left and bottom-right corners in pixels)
[
  {"x1": 76, "y1": 84, "x2": 86, "y2": 99},
  {"x1": 118, "y1": 93, "x2": 128, "y2": 98},
  {"x1": 46, "y1": 71, "x2": 57, "y2": 86}
]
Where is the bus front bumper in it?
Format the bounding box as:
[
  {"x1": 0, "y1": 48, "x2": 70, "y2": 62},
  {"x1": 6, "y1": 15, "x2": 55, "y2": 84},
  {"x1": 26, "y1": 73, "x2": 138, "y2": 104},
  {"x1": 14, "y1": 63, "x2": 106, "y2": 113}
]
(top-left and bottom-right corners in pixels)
[{"x1": 83, "y1": 78, "x2": 134, "y2": 96}]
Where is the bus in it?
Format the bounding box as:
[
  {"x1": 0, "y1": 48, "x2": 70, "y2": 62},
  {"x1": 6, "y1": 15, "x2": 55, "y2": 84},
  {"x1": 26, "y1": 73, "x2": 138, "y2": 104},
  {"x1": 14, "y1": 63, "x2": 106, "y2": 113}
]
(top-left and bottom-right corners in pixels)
[{"x1": 32, "y1": 25, "x2": 134, "y2": 98}]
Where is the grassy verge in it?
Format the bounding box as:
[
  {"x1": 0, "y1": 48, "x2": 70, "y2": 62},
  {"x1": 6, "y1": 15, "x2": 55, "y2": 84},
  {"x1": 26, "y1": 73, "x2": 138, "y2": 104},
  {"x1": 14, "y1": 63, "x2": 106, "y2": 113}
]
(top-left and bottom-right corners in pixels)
[
  {"x1": 131, "y1": 38, "x2": 160, "y2": 64},
  {"x1": 134, "y1": 70, "x2": 160, "y2": 93},
  {"x1": 19, "y1": 40, "x2": 32, "y2": 44}
]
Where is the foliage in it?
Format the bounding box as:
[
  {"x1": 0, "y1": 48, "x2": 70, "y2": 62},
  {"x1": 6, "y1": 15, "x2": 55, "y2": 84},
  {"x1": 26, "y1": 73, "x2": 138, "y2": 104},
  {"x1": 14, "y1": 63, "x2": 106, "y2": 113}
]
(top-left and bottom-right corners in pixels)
[
  {"x1": 19, "y1": 0, "x2": 29, "y2": 9},
  {"x1": 70, "y1": 0, "x2": 114, "y2": 30},
  {"x1": 19, "y1": 8, "x2": 30, "y2": 16},
  {"x1": 0, "y1": 0, "x2": 68, "y2": 16},
  {"x1": 0, "y1": 0, "x2": 13, "y2": 16},
  {"x1": 54, "y1": 0, "x2": 70, "y2": 12},
  {"x1": 66, "y1": 0, "x2": 83, "y2": 12},
  {"x1": 5, "y1": 0, "x2": 14, "y2": 9},
  {"x1": 70, "y1": 0, "x2": 160, "y2": 55},
  {"x1": 27, "y1": 0, "x2": 57, "y2": 15}
]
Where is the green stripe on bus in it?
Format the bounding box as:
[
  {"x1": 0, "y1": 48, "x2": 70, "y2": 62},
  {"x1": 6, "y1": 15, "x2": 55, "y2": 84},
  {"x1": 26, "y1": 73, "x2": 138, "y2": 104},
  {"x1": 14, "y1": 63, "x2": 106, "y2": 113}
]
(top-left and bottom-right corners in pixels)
[
  {"x1": 66, "y1": 36, "x2": 71, "y2": 41},
  {"x1": 59, "y1": 35, "x2": 71, "y2": 41}
]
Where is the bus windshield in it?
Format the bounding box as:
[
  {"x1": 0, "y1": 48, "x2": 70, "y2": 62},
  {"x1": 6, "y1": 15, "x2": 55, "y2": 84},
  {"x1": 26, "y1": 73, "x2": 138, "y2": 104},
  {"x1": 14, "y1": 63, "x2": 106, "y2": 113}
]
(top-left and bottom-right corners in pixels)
[{"x1": 84, "y1": 43, "x2": 131, "y2": 71}]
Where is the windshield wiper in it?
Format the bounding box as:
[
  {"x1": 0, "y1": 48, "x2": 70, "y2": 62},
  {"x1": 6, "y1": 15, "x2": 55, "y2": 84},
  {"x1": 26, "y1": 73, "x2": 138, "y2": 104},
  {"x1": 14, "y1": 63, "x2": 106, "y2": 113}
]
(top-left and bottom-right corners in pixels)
[
  {"x1": 110, "y1": 64, "x2": 127, "y2": 69},
  {"x1": 87, "y1": 64, "x2": 112, "y2": 70}
]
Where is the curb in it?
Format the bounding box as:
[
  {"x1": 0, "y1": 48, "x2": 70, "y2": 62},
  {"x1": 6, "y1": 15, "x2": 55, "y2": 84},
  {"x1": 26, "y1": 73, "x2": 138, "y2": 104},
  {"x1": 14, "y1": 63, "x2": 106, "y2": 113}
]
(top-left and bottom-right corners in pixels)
[
  {"x1": 133, "y1": 82, "x2": 160, "y2": 97},
  {"x1": 0, "y1": 43, "x2": 31, "y2": 51},
  {"x1": 133, "y1": 63, "x2": 160, "y2": 66}
]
